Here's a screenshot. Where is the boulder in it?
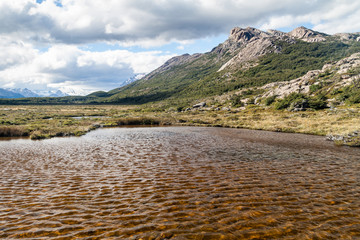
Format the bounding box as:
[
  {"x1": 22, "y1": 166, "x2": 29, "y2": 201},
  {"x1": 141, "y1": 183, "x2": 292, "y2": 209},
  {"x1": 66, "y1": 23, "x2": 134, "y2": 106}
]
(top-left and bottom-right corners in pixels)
[{"x1": 192, "y1": 102, "x2": 206, "y2": 108}]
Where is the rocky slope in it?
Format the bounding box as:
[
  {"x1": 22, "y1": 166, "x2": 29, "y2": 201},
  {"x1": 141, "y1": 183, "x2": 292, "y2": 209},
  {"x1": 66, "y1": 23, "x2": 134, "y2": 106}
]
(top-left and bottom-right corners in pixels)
[
  {"x1": 287, "y1": 26, "x2": 327, "y2": 42},
  {"x1": 144, "y1": 26, "x2": 328, "y2": 79},
  {"x1": 262, "y1": 52, "x2": 360, "y2": 97}
]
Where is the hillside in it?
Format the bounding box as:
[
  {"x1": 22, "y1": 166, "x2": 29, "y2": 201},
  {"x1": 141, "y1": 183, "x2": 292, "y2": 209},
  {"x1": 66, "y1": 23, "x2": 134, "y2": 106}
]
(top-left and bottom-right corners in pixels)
[{"x1": 1, "y1": 26, "x2": 360, "y2": 106}]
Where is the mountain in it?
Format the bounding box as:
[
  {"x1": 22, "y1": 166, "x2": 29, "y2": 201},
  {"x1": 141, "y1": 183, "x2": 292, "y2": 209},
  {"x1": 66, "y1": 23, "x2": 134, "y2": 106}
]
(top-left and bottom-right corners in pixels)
[
  {"x1": 0, "y1": 88, "x2": 69, "y2": 98},
  {"x1": 90, "y1": 26, "x2": 360, "y2": 105},
  {"x1": 2, "y1": 26, "x2": 360, "y2": 106},
  {"x1": 33, "y1": 89, "x2": 69, "y2": 97},
  {"x1": 7, "y1": 88, "x2": 40, "y2": 97},
  {"x1": 0, "y1": 89, "x2": 24, "y2": 98}
]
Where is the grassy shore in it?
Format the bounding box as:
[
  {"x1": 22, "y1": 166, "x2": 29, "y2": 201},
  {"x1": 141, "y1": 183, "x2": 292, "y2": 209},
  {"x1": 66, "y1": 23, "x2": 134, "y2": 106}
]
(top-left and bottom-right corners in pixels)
[{"x1": 0, "y1": 105, "x2": 359, "y2": 146}]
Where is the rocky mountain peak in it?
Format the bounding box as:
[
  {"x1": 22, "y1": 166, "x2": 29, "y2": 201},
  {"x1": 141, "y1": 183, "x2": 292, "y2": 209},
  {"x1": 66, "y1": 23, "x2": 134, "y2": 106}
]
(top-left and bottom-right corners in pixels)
[
  {"x1": 287, "y1": 26, "x2": 327, "y2": 42},
  {"x1": 229, "y1": 27, "x2": 269, "y2": 43},
  {"x1": 218, "y1": 27, "x2": 287, "y2": 72}
]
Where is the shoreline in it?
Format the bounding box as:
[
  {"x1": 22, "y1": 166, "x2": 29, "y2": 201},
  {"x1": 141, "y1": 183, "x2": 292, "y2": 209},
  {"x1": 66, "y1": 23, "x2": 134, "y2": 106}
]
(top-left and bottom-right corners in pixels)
[
  {"x1": 0, "y1": 105, "x2": 359, "y2": 146},
  {"x1": 0, "y1": 119, "x2": 358, "y2": 147}
]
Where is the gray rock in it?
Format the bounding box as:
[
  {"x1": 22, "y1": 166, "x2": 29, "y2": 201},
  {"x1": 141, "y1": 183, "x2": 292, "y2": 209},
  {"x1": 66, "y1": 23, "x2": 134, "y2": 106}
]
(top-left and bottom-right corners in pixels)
[
  {"x1": 192, "y1": 102, "x2": 206, "y2": 108},
  {"x1": 287, "y1": 26, "x2": 327, "y2": 42}
]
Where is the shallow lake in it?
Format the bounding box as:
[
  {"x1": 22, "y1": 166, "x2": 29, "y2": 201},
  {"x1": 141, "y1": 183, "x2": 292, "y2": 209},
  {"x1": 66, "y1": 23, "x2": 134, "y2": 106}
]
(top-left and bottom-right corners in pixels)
[{"x1": 0, "y1": 127, "x2": 359, "y2": 239}]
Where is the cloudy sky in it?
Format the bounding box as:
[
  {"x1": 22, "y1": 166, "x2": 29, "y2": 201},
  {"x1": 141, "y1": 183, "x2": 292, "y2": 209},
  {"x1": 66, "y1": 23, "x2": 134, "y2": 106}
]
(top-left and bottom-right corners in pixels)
[{"x1": 1, "y1": 0, "x2": 360, "y2": 95}]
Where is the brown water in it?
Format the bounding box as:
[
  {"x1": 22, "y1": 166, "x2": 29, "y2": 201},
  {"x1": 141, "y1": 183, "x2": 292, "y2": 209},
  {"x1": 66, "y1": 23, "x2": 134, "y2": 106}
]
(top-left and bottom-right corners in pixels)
[{"x1": 0, "y1": 127, "x2": 359, "y2": 239}]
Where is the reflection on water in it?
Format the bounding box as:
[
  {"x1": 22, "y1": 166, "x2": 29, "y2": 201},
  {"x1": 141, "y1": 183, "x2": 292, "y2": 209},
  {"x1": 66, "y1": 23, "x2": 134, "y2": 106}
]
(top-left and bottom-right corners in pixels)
[{"x1": 0, "y1": 127, "x2": 359, "y2": 239}]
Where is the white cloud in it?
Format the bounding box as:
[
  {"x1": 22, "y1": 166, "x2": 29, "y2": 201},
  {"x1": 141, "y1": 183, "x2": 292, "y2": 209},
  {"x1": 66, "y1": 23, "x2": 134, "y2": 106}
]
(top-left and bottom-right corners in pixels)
[
  {"x1": 0, "y1": 37, "x2": 38, "y2": 70},
  {"x1": 1, "y1": 0, "x2": 360, "y2": 94},
  {"x1": 1, "y1": 0, "x2": 359, "y2": 47},
  {"x1": 259, "y1": 1, "x2": 360, "y2": 34},
  {"x1": 0, "y1": 39, "x2": 174, "y2": 93}
]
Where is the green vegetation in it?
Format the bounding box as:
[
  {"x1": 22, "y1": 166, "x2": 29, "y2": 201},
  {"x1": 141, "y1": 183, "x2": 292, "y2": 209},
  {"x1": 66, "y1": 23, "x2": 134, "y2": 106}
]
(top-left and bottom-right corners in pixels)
[
  {"x1": 263, "y1": 95, "x2": 277, "y2": 106},
  {"x1": 336, "y1": 85, "x2": 360, "y2": 104},
  {"x1": 274, "y1": 93, "x2": 327, "y2": 110}
]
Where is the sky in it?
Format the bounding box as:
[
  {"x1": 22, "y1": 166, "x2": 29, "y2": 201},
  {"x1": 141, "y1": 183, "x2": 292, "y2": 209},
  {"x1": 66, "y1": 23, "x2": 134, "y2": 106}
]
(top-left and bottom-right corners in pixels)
[{"x1": 1, "y1": 0, "x2": 360, "y2": 95}]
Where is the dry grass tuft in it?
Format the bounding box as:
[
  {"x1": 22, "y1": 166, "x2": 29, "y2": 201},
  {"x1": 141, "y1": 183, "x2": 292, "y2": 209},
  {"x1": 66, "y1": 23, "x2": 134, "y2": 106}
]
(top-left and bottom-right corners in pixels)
[{"x1": 0, "y1": 126, "x2": 29, "y2": 137}]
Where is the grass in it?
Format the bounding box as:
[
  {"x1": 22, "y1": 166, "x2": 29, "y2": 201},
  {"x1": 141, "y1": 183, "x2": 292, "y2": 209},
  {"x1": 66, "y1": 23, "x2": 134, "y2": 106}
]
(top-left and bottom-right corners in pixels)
[
  {"x1": 1, "y1": 105, "x2": 359, "y2": 147},
  {"x1": 0, "y1": 126, "x2": 29, "y2": 137},
  {"x1": 0, "y1": 105, "x2": 174, "y2": 139}
]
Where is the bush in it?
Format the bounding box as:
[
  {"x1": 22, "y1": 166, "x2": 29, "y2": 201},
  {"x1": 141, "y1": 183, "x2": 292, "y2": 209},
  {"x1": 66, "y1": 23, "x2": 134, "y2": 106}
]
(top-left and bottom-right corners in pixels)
[
  {"x1": 263, "y1": 95, "x2": 277, "y2": 106},
  {"x1": 348, "y1": 94, "x2": 360, "y2": 104},
  {"x1": 337, "y1": 85, "x2": 360, "y2": 104},
  {"x1": 230, "y1": 94, "x2": 244, "y2": 107},
  {"x1": 274, "y1": 93, "x2": 327, "y2": 110},
  {"x1": 310, "y1": 84, "x2": 322, "y2": 93},
  {"x1": 308, "y1": 95, "x2": 328, "y2": 109},
  {"x1": 274, "y1": 93, "x2": 307, "y2": 110}
]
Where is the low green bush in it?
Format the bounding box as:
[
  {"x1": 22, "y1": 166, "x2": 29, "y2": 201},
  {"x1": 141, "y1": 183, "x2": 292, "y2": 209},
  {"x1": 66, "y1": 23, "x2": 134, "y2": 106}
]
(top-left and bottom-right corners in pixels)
[
  {"x1": 263, "y1": 95, "x2": 277, "y2": 106},
  {"x1": 230, "y1": 94, "x2": 244, "y2": 107},
  {"x1": 274, "y1": 93, "x2": 327, "y2": 110}
]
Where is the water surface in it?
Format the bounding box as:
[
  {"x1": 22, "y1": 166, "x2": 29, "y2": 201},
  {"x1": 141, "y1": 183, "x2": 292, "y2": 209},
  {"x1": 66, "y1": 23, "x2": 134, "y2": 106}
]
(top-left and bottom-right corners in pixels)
[{"x1": 0, "y1": 127, "x2": 359, "y2": 239}]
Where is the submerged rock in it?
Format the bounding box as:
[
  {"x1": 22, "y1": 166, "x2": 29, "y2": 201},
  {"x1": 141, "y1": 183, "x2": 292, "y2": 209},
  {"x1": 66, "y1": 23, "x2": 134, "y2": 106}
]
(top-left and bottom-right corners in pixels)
[{"x1": 326, "y1": 131, "x2": 360, "y2": 147}]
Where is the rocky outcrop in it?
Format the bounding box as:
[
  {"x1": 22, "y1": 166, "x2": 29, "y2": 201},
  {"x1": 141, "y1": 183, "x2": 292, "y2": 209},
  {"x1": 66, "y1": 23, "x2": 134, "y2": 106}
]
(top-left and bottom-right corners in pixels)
[
  {"x1": 331, "y1": 53, "x2": 360, "y2": 74},
  {"x1": 260, "y1": 53, "x2": 360, "y2": 99},
  {"x1": 267, "y1": 29, "x2": 286, "y2": 37},
  {"x1": 218, "y1": 26, "x2": 329, "y2": 72},
  {"x1": 193, "y1": 102, "x2": 206, "y2": 108},
  {"x1": 260, "y1": 71, "x2": 319, "y2": 98},
  {"x1": 218, "y1": 37, "x2": 279, "y2": 71},
  {"x1": 218, "y1": 27, "x2": 294, "y2": 71},
  {"x1": 211, "y1": 27, "x2": 267, "y2": 56},
  {"x1": 334, "y1": 33, "x2": 360, "y2": 42},
  {"x1": 287, "y1": 26, "x2": 327, "y2": 42},
  {"x1": 228, "y1": 27, "x2": 271, "y2": 43}
]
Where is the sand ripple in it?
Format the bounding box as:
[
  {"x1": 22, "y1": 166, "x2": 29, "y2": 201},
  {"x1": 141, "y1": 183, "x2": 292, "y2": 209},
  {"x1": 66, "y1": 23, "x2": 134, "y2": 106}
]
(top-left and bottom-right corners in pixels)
[{"x1": 0, "y1": 127, "x2": 359, "y2": 239}]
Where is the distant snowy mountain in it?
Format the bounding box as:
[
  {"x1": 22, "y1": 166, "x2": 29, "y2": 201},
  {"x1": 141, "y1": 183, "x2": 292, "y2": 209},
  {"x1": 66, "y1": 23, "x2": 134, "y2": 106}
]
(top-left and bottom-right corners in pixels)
[
  {"x1": 33, "y1": 89, "x2": 69, "y2": 97},
  {"x1": 0, "y1": 88, "x2": 24, "y2": 98},
  {"x1": 7, "y1": 88, "x2": 40, "y2": 97},
  {"x1": 120, "y1": 73, "x2": 146, "y2": 87},
  {"x1": 57, "y1": 87, "x2": 91, "y2": 96},
  {"x1": 0, "y1": 88, "x2": 80, "y2": 98}
]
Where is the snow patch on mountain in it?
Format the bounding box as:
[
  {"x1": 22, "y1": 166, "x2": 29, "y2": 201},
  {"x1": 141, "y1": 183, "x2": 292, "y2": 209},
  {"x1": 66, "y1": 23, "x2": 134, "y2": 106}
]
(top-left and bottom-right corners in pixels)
[{"x1": 120, "y1": 73, "x2": 146, "y2": 87}]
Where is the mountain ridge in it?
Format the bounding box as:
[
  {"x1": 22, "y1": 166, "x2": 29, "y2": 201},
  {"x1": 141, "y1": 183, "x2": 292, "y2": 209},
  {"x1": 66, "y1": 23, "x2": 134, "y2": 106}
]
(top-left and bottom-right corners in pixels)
[{"x1": 98, "y1": 26, "x2": 360, "y2": 104}]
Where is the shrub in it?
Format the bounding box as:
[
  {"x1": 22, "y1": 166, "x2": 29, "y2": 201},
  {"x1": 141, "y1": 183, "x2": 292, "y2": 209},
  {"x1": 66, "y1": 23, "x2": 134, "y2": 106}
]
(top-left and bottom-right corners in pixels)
[
  {"x1": 308, "y1": 95, "x2": 328, "y2": 109},
  {"x1": 274, "y1": 93, "x2": 327, "y2": 110},
  {"x1": 337, "y1": 85, "x2": 360, "y2": 104},
  {"x1": 274, "y1": 93, "x2": 307, "y2": 110},
  {"x1": 310, "y1": 84, "x2": 322, "y2": 93},
  {"x1": 247, "y1": 97, "x2": 256, "y2": 105},
  {"x1": 263, "y1": 95, "x2": 277, "y2": 106},
  {"x1": 230, "y1": 94, "x2": 244, "y2": 107}
]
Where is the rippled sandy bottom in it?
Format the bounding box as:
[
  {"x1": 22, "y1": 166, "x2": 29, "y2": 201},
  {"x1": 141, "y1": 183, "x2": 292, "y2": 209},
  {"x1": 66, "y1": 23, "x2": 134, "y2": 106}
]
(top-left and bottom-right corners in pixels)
[{"x1": 0, "y1": 127, "x2": 359, "y2": 239}]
